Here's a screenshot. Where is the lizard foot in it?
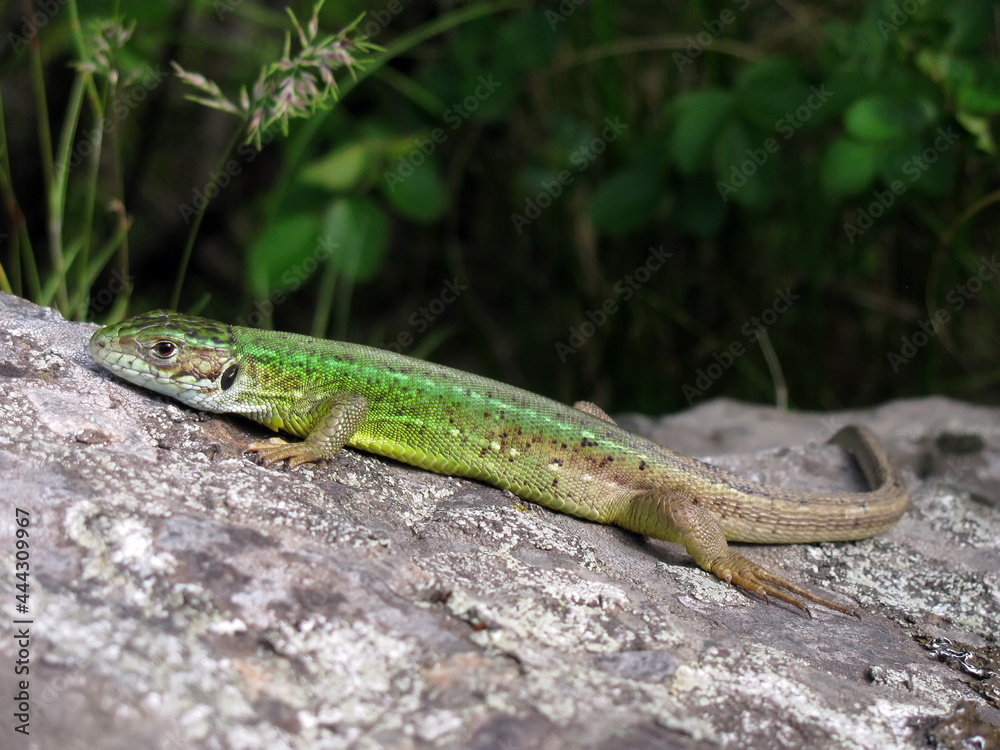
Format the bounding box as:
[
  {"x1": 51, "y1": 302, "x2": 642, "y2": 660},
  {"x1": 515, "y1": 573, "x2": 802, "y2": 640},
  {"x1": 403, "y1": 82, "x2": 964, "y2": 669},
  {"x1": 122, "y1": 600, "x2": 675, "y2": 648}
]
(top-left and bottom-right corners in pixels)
[
  {"x1": 245, "y1": 438, "x2": 326, "y2": 469},
  {"x1": 709, "y1": 551, "x2": 858, "y2": 618}
]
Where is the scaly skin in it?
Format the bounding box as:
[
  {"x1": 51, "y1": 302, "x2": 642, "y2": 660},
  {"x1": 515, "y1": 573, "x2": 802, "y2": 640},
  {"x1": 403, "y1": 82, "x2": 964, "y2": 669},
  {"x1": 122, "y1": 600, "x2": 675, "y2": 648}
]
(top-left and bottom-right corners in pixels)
[{"x1": 89, "y1": 311, "x2": 910, "y2": 615}]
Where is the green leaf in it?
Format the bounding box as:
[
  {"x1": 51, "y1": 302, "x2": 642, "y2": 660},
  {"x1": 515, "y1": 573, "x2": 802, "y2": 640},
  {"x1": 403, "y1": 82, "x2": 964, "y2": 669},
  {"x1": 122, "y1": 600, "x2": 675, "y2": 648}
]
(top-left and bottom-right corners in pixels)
[
  {"x1": 320, "y1": 196, "x2": 390, "y2": 282},
  {"x1": 956, "y1": 62, "x2": 1000, "y2": 114},
  {"x1": 875, "y1": 130, "x2": 959, "y2": 195},
  {"x1": 381, "y1": 156, "x2": 448, "y2": 223},
  {"x1": 247, "y1": 212, "x2": 323, "y2": 297},
  {"x1": 299, "y1": 141, "x2": 372, "y2": 192},
  {"x1": 944, "y1": 0, "x2": 996, "y2": 52},
  {"x1": 823, "y1": 70, "x2": 875, "y2": 115},
  {"x1": 496, "y1": 10, "x2": 560, "y2": 72},
  {"x1": 669, "y1": 89, "x2": 733, "y2": 175},
  {"x1": 956, "y1": 111, "x2": 995, "y2": 155},
  {"x1": 588, "y1": 168, "x2": 660, "y2": 235},
  {"x1": 734, "y1": 58, "x2": 815, "y2": 131},
  {"x1": 820, "y1": 137, "x2": 879, "y2": 196},
  {"x1": 844, "y1": 95, "x2": 938, "y2": 141}
]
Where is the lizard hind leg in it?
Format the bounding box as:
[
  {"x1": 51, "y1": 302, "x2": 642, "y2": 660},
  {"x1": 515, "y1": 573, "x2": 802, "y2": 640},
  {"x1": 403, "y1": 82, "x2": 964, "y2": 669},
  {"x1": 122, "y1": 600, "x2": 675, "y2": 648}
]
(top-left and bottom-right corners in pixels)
[{"x1": 617, "y1": 490, "x2": 857, "y2": 617}]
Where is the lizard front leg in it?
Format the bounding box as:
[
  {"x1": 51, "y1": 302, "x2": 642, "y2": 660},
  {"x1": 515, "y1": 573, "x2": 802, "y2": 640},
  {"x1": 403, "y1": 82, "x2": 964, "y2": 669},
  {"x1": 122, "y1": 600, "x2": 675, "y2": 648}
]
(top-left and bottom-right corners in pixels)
[
  {"x1": 246, "y1": 393, "x2": 369, "y2": 469},
  {"x1": 615, "y1": 490, "x2": 857, "y2": 616}
]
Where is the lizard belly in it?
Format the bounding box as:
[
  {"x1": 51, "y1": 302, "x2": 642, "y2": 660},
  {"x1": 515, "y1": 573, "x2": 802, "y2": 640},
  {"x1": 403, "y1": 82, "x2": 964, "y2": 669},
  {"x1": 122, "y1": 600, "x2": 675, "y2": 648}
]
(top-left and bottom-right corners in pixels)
[{"x1": 347, "y1": 431, "x2": 632, "y2": 523}]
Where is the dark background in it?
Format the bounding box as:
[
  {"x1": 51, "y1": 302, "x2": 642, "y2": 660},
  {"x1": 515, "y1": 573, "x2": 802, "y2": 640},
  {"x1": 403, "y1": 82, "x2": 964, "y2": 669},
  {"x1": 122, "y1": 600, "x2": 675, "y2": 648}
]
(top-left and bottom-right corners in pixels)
[{"x1": 2, "y1": 0, "x2": 998, "y2": 414}]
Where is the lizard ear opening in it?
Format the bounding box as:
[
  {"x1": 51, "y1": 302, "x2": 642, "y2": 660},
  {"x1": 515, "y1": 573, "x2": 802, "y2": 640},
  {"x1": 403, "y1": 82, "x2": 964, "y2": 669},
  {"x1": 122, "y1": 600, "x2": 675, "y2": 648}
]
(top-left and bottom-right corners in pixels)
[{"x1": 220, "y1": 364, "x2": 240, "y2": 391}]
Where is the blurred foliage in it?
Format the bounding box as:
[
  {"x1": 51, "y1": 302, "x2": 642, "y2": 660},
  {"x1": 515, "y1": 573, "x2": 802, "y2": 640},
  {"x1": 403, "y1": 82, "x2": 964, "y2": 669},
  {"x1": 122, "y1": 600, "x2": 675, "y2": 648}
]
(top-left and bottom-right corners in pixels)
[{"x1": 1, "y1": 0, "x2": 998, "y2": 413}]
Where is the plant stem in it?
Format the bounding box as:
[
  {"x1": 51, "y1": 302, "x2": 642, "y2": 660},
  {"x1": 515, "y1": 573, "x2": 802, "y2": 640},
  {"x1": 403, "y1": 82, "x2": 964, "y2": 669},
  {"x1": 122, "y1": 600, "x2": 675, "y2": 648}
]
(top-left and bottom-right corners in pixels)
[
  {"x1": 269, "y1": 0, "x2": 521, "y2": 226},
  {"x1": 49, "y1": 75, "x2": 90, "y2": 315},
  {"x1": 74, "y1": 76, "x2": 113, "y2": 319},
  {"x1": 29, "y1": 13, "x2": 65, "y2": 310},
  {"x1": 0, "y1": 84, "x2": 40, "y2": 298},
  {"x1": 170, "y1": 123, "x2": 246, "y2": 310}
]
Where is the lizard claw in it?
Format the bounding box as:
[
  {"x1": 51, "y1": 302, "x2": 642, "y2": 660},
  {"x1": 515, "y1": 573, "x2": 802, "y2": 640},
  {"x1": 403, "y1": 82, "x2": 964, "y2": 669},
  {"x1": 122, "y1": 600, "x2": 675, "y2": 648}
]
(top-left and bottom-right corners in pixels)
[
  {"x1": 710, "y1": 552, "x2": 845, "y2": 617},
  {"x1": 246, "y1": 439, "x2": 326, "y2": 469}
]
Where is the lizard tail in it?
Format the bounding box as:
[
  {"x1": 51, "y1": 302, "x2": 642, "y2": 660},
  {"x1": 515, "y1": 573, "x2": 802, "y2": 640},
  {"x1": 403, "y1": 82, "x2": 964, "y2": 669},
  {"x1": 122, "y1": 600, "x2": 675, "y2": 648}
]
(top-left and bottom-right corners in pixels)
[
  {"x1": 822, "y1": 424, "x2": 910, "y2": 537},
  {"x1": 713, "y1": 424, "x2": 910, "y2": 544}
]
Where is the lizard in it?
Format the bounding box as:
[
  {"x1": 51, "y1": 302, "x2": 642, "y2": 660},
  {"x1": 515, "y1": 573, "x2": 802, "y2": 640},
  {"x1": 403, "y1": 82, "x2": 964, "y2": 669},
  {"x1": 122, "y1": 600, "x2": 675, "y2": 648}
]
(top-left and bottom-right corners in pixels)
[{"x1": 89, "y1": 310, "x2": 909, "y2": 616}]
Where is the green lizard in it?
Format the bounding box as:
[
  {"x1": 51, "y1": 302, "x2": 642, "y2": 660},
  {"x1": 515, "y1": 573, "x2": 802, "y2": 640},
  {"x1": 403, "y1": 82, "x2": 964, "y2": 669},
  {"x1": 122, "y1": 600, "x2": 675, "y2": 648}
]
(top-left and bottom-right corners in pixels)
[{"x1": 89, "y1": 310, "x2": 909, "y2": 616}]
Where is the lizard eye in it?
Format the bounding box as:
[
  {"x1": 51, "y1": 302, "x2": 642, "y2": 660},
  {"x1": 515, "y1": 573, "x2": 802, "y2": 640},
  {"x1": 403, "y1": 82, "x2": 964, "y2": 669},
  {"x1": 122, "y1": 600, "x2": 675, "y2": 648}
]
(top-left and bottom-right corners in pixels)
[{"x1": 152, "y1": 341, "x2": 177, "y2": 358}]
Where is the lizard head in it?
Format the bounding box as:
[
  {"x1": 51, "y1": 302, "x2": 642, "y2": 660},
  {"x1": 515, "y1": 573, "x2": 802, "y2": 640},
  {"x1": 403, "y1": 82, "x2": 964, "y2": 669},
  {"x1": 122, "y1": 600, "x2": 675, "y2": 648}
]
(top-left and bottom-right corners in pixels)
[{"x1": 89, "y1": 310, "x2": 241, "y2": 410}]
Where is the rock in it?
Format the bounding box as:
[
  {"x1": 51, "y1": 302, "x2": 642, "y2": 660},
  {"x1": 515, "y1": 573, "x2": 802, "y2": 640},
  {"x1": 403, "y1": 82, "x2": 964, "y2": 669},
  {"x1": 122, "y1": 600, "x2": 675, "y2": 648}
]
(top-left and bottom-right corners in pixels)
[{"x1": 1, "y1": 292, "x2": 998, "y2": 749}]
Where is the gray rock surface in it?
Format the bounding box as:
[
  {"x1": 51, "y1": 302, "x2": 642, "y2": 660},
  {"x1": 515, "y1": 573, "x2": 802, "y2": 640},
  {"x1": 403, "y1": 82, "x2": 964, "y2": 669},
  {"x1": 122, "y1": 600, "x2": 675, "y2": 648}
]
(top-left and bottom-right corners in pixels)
[{"x1": 0, "y1": 291, "x2": 998, "y2": 749}]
